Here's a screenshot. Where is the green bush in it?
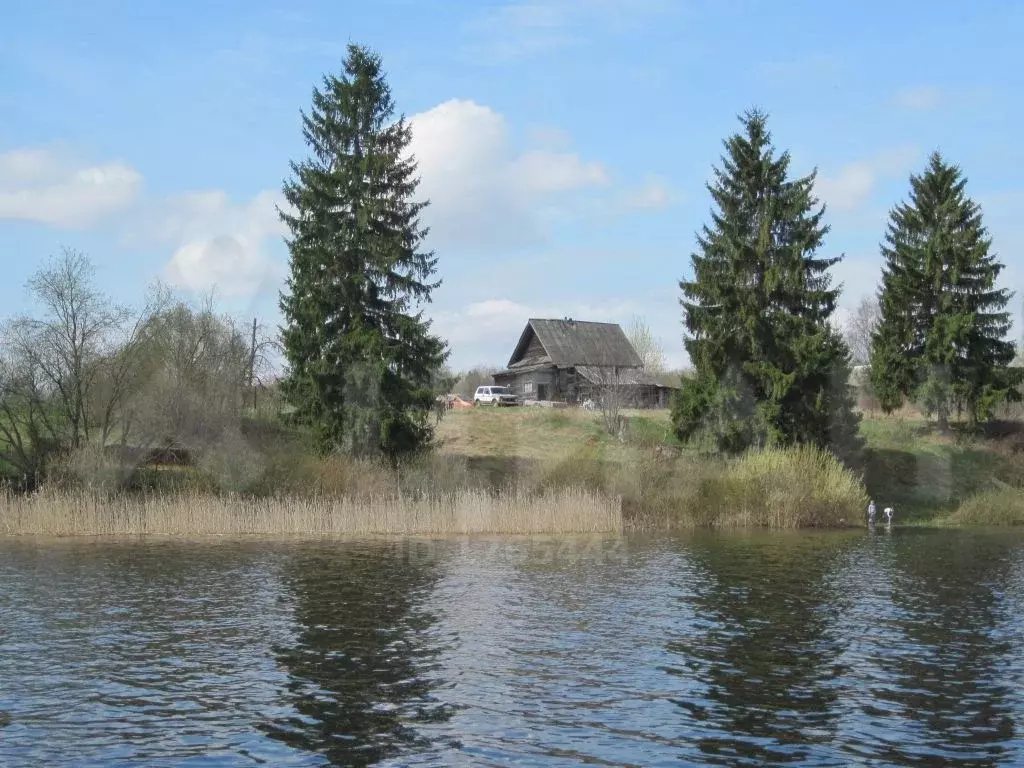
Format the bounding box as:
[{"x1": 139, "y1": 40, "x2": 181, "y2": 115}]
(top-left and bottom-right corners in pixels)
[{"x1": 701, "y1": 446, "x2": 868, "y2": 528}]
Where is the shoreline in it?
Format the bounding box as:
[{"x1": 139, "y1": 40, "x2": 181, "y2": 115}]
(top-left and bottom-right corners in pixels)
[
  {"x1": 0, "y1": 520, "x2": 1019, "y2": 542},
  {"x1": 5, "y1": 409, "x2": 1023, "y2": 534}
]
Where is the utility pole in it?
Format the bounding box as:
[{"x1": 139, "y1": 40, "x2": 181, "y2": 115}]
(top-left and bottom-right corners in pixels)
[{"x1": 249, "y1": 317, "x2": 258, "y2": 412}]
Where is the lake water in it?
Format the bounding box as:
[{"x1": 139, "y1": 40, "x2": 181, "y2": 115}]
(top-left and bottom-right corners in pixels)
[{"x1": 2, "y1": 529, "x2": 1024, "y2": 766}]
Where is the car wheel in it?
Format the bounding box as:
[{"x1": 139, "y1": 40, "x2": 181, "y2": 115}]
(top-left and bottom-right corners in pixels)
[{"x1": 492, "y1": 398, "x2": 500, "y2": 407}]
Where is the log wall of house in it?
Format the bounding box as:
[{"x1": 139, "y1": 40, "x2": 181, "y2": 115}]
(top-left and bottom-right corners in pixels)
[
  {"x1": 522, "y1": 333, "x2": 545, "y2": 360},
  {"x1": 558, "y1": 368, "x2": 576, "y2": 402},
  {"x1": 498, "y1": 369, "x2": 675, "y2": 406},
  {"x1": 497, "y1": 368, "x2": 558, "y2": 399},
  {"x1": 524, "y1": 369, "x2": 557, "y2": 399}
]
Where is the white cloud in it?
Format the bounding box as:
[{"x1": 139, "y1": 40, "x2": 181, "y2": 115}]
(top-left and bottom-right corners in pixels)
[
  {"x1": 510, "y1": 149, "x2": 607, "y2": 192},
  {"x1": 830, "y1": 252, "x2": 883, "y2": 315},
  {"x1": 408, "y1": 99, "x2": 607, "y2": 251},
  {"x1": 816, "y1": 146, "x2": 918, "y2": 213},
  {"x1": 0, "y1": 146, "x2": 284, "y2": 300},
  {"x1": 815, "y1": 164, "x2": 876, "y2": 213},
  {"x1": 119, "y1": 98, "x2": 609, "y2": 299},
  {"x1": 892, "y1": 85, "x2": 942, "y2": 111},
  {"x1": 525, "y1": 124, "x2": 573, "y2": 150},
  {"x1": 150, "y1": 189, "x2": 288, "y2": 298},
  {"x1": 462, "y1": 0, "x2": 673, "y2": 63},
  {"x1": 0, "y1": 146, "x2": 141, "y2": 228},
  {"x1": 620, "y1": 175, "x2": 673, "y2": 211},
  {"x1": 464, "y1": 299, "x2": 529, "y2": 320}
]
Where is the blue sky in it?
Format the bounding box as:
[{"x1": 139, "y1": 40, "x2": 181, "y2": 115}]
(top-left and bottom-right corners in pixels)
[{"x1": 2, "y1": 0, "x2": 1022, "y2": 371}]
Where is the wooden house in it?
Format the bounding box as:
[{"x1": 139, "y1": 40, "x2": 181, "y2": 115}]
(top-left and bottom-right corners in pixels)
[{"x1": 492, "y1": 318, "x2": 676, "y2": 408}]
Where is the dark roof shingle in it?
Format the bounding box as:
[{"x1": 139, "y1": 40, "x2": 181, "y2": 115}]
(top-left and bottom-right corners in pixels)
[{"x1": 509, "y1": 319, "x2": 643, "y2": 368}]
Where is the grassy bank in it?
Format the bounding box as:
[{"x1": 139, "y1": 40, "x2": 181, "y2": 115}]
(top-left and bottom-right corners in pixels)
[
  {"x1": 437, "y1": 406, "x2": 1024, "y2": 527},
  {"x1": 0, "y1": 445, "x2": 864, "y2": 535},
  {"x1": 4, "y1": 405, "x2": 1022, "y2": 535},
  {"x1": 940, "y1": 488, "x2": 1024, "y2": 527},
  {"x1": 860, "y1": 419, "x2": 1024, "y2": 524},
  {"x1": 1, "y1": 428, "x2": 866, "y2": 535}
]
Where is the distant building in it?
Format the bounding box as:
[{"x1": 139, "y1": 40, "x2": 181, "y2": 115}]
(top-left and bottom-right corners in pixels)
[{"x1": 492, "y1": 318, "x2": 677, "y2": 408}]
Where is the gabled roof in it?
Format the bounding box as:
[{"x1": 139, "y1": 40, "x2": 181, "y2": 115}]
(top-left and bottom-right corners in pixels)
[{"x1": 507, "y1": 318, "x2": 643, "y2": 369}]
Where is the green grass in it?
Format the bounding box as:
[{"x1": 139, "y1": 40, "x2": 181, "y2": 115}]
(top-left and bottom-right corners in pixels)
[
  {"x1": 940, "y1": 487, "x2": 1024, "y2": 526},
  {"x1": 486, "y1": 442, "x2": 866, "y2": 530},
  {"x1": 667, "y1": 446, "x2": 862, "y2": 528},
  {"x1": 860, "y1": 417, "x2": 1024, "y2": 523},
  {"x1": 435, "y1": 408, "x2": 1024, "y2": 527},
  {"x1": 626, "y1": 414, "x2": 683, "y2": 449}
]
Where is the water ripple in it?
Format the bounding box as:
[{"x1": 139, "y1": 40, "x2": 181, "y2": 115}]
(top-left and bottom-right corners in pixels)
[{"x1": 1, "y1": 531, "x2": 1023, "y2": 765}]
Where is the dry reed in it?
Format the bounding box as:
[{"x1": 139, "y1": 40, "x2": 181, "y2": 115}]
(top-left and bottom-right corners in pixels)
[{"x1": 0, "y1": 487, "x2": 622, "y2": 537}]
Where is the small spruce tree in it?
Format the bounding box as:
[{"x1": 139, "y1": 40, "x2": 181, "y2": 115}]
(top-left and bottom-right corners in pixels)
[
  {"x1": 672, "y1": 109, "x2": 862, "y2": 465},
  {"x1": 870, "y1": 152, "x2": 1019, "y2": 428},
  {"x1": 279, "y1": 44, "x2": 448, "y2": 461}
]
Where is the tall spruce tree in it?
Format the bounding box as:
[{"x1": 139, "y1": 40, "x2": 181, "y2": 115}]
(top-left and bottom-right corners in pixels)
[
  {"x1": 672, "y1": 110, "x2": 862, "y2": 464},
  {"x1": 870, "y1": 152, "x2": 1019, "y2": 427},
  {"x1": 279, "y1": 44, "x2": 447, "y2": 461}
]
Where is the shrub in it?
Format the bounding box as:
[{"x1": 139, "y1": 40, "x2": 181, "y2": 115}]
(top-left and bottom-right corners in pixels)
[
  {"x1": 605, "y1": 444, "x2": 866, "y2": 529},
  {"x1": 703, "y1": 446, "x2": 868, "y2": 528}
]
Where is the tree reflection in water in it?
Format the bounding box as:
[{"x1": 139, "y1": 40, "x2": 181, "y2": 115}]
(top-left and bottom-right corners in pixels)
[
  {"x1": 865, "y1": 530, "x2": 1020, "y2": 765},
  {"x1": 666, "y1": 531, "x2": 861, "y2": 765},
  {"x1": 260, "y1": 541, "x2": 456, "y2": 767}
]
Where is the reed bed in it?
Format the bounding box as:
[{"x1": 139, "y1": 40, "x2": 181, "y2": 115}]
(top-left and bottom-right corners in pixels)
[
  {"x1": 4, "y1": 431, "x2": 871, "y2": 534},
  {"x1": 0, "y1": 487, "x2": 622, "y2": 537},
  {"x1": 701, "y1": 445, "x2": 869, "y2": 528},
  {"x1": 585, "y1": 444, "x2": 868, "y2": 529}
]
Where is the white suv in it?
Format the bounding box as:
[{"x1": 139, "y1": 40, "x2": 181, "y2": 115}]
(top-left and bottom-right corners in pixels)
[{"x1": 474, "y1": 385, "x2": 519, "y2": 406}]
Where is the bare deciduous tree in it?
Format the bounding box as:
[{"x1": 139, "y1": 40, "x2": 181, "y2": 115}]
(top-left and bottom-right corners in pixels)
[
  {"x1": 589, "y1": 367, "x2": 639, "y2": 438},
  {"x1": 126, "y1": 298, "x2": 252, "y2": 454},
  {"x1": 244, "y1": 316, "x2": 283, "y2": 413},
  {"x1": 842, "y1": 295, "x2": 881, "y2": 366},
  {"x1": 90, "y1": 283, "x2": 173, "y2": 445},
  {"x1": 0, "y1": 257, "x2": 282, "y2": 491},
  {"x1": 454, "y1": 366, "x2": 500, "y2": 400},
  {"x1": 9, "y1": 249, "x2": 131, "y2": 449},
  {"x1": 626, "y1": 315, "x2": 666, "y2": 375},
  {"x1": 0, "y1": 250, "x2": 173, "y2": 488},
  {"x1": 584, "y1": 344, "x2": 642, "y2": 438},
  {"x1": 0, "y1": 342, "x2": 64, "y2": 485}
]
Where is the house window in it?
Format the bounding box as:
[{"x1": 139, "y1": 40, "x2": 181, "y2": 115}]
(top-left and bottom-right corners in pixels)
[{"x1": 524, "y1": 381, "x2": 533, "y2": 394}]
